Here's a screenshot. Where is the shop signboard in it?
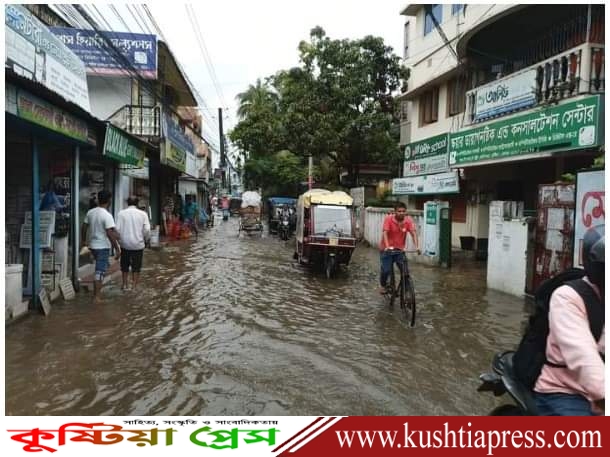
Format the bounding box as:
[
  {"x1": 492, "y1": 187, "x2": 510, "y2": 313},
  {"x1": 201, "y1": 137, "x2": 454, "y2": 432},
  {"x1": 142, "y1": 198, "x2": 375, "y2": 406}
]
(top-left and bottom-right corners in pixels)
[
  {"x1": 121, "y1": 158, "x2": 150, "y2": 180},
  {"x1": 162, "y1": 115, "x2": 193, "y2": 173},
  {"x1": 392, "y1": 171, "x2": 460, "y2": 196},
  {"x1": 8, "y1": 87, "x2": 89, "y2": 143},
  {"x1": 103, "y1": 124, "x2": 145, "y2": 166},
  {"x1": 449, "y1": 95, "x2": 604, "y2": 166},
  {"x1": 185, "y1": 151, "x2": 198, "y2": 178},
  {"x1": 470, "y1": 69, "x2": 537, "y2": 122},
  {"x1": 573, "y1": 169, "x2": 605, "y2": 268},
  {"x1": 5, "y1": 4, "x2": 90, "y2": 111},
  {"x1": 50, "y1": 27, "x2": 157, "y2": 79},
  {"x1": 403, "y1": 133, "x2": 449, "y2": 177}
]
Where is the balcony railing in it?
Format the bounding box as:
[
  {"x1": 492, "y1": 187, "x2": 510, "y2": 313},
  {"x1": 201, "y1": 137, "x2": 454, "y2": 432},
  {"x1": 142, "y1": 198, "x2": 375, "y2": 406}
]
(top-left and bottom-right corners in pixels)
[
  {"x1": 465, "y1": 44, "x2": 604, "y2": 125},
  {"x1": 108, "y1": 105, "x2": 161, "y2": 138},
  {"x1": 590, "y1": 47, "x2": 604, "y2": 93}
]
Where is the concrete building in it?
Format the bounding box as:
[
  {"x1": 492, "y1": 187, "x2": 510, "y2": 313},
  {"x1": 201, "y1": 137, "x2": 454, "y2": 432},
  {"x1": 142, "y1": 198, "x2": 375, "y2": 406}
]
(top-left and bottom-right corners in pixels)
[{"x1": 397, "y1": 4, "x2": 604, "y2": 295}]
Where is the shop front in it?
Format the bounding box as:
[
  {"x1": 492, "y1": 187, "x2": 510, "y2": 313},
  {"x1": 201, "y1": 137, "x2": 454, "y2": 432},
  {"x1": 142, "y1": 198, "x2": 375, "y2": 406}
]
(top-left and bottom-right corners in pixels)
[
  {"x1": 158, "y1": 114, "x2": 194, "y2": 235},
  {"x1": 448, "y1": 94, "x2": 604, "y2": 296},
  {"x1": 397, "y1": 133, "x2": 468, "y2": 251},
  {"x1": 5, "y1": 82, "x2": 99, "y2": 316}
]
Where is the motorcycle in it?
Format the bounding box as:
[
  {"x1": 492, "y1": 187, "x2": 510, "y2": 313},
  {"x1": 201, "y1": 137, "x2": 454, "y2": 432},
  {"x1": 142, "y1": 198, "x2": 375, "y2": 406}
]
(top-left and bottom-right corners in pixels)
[
  {"x1": 279, "y1": 211, "x2": 291, "y2": 240},
  {"x1": 477, "y1": 351, "x2": 539, "y2": 416}
]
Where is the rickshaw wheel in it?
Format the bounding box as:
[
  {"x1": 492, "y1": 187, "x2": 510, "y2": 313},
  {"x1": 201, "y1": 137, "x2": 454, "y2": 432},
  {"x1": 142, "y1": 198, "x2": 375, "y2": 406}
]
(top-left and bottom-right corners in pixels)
[{"x1": 325, "y1": 256, "x2": 337, "y2": 279}]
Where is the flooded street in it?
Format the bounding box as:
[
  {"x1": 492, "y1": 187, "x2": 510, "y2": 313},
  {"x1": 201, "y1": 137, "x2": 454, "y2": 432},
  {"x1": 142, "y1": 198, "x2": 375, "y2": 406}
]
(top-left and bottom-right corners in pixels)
[{"x1": 6, "y1": 216, "x2": 530, "y2": 416}]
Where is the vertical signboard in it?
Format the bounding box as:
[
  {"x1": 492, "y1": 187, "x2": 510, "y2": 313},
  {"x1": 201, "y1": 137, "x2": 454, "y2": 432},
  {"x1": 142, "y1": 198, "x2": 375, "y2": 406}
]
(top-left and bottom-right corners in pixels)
[{"x1": 573, "y1": 169, "x2": 605, "y2": 267}]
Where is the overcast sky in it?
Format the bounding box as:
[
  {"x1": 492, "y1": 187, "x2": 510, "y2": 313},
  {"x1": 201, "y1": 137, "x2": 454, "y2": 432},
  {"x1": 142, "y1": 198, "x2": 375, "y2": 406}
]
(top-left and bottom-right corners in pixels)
[{"x1": 145, "y1": 0, "x2": 408, "y2": 152}]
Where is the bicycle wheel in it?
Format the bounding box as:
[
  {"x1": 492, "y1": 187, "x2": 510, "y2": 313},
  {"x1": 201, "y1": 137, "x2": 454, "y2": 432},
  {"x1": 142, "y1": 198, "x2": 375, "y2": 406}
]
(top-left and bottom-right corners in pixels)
[
  {"x1": 401, "y1": 273, "x2": 416, "y2": 327},
  {"x1": 388, "y1": 264, "x2": 396, "y2": 307}
]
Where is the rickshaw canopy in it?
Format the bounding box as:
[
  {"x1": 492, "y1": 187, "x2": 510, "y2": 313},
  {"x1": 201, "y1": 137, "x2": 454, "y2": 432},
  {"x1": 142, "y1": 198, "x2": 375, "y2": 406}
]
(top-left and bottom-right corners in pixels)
[
  {"x1": 299, "y1": 189, "x2": 353, "y2": 208},
  {"x1": 268, "y1": 197, "x2": 297, "y2": 206}
]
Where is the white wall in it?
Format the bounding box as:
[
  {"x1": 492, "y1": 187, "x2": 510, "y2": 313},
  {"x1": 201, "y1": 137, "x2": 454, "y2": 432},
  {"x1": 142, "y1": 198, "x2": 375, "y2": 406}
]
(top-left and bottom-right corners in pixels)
[
  {"x1": 87, "y1": 76, "x2": 132, "y2": 120},
  {"x1": 486, "y1": 203, "x2": 528, "y2": 297},
  {"x1": 410, "y1": 84, "x2": 465, "y2": 142},
  {"x1": 405, "y1": 4, "x2": 514, "y2": 88}
]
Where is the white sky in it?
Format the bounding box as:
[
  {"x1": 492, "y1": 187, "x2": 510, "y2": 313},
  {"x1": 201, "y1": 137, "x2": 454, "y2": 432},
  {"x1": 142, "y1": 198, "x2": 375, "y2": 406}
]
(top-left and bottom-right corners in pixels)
[{"x1": 146, "y1": 0, "x2": 409, "y2": 154}]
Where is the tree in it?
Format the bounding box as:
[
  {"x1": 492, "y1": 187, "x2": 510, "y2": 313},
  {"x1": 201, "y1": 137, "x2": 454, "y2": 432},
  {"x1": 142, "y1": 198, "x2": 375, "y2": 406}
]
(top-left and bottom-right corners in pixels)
[{"x1": 229, "y1": 26, "x2": 409, "y2": 192}]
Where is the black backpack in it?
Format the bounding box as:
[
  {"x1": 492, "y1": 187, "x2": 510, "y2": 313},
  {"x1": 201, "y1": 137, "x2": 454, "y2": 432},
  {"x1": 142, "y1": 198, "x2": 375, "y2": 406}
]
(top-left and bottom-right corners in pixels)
[{"x1": 512, "y1": 268, "x2": 605, "y2": 390}]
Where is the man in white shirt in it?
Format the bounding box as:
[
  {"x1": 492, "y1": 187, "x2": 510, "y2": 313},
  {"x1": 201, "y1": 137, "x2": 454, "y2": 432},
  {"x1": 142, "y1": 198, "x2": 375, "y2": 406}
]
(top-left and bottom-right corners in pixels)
[
  {"x1": 81, "y1": 190, "x2": 121, "y2": 303},
  {"x1": 116, "y1": 196, "x2": 151, "y2": 291}
]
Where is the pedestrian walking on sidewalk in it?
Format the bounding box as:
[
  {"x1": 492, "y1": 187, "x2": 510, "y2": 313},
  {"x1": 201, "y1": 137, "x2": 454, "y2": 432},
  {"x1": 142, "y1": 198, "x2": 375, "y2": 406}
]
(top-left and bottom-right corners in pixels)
[
  {"x1": 81, "y1": 190, "x2": 121, "y2": 303},
  {"x1": 116, "y1": 196, "x2": 151, "y2": 291}
]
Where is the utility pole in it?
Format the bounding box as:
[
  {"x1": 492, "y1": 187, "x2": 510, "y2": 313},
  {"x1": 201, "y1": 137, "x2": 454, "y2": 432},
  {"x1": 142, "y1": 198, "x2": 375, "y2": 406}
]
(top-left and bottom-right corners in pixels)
[
  {"x1": 308, "y1": 154, "x2": 313, "y2": 190},
  {"x1": 218, "y1": 107, "x2": 225, "y2": 189}
]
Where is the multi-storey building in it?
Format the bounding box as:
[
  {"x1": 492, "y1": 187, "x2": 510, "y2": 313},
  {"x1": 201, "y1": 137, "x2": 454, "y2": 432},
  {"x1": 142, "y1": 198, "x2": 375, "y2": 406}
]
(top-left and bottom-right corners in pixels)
[{"x1": 398, "y1": 4, "x2": 604, "y2": 294}]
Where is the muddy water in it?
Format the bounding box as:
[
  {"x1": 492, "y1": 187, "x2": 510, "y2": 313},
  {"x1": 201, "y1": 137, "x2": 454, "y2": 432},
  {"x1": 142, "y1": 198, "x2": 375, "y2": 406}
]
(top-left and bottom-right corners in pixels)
[{"x1": 5, "y1": 216, "x2": 529, "y2": 415}]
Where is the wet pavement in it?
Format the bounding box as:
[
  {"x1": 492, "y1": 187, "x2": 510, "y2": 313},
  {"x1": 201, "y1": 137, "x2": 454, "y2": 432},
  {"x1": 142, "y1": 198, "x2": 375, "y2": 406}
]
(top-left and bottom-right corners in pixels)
[{"x1": 5, "y1": 215, "x2": 531, "y2": 416}]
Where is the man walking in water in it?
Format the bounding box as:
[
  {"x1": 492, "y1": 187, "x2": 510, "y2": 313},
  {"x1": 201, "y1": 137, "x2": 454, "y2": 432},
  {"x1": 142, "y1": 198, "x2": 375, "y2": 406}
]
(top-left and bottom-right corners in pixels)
[
  {"x1": 116, "y1": 196, "x2": 151, "y2": 291},
  {"x1": 81, "y1": 190, "x2": 121, "y2": 303}
]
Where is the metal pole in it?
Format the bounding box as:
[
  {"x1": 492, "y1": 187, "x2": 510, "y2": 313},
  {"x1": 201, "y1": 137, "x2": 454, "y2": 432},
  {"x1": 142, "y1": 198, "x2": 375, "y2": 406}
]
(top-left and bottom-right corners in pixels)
[
  {"x1": 308, "y1": 154, "x2": 313, "y2": 190},
  {"x1": 586, "y1": 4, "x2": 592, "y2": 43},
  {"x1": 72, "y1": 145, "x2": 80, "y2": 291},
  {"x1": 32, "y1": 136, "x2": 40, "y2": 308}
]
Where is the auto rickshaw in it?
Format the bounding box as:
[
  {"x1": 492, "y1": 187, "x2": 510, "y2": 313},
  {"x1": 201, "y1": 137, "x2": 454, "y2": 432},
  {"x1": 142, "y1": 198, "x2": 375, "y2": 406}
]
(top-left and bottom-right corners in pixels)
[
  {"x1": 294, "y1": 189, "x2": 356, "y2": 278},
  {"x1": 267, "y1": 197, "x2": 297, "y2": 234}
]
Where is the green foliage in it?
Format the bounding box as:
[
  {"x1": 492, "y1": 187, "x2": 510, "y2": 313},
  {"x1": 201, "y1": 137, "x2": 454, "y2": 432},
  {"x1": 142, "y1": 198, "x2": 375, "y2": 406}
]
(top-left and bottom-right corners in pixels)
[
  {"x1": 593, "y1": 154, "x2": 604, "y2": 168},
  {"x1": 229, "y1": 27, "x2": 408, "y2": 193},
  {"x1": 243, "y1": 150, "x2": 306, "y2": 196}
]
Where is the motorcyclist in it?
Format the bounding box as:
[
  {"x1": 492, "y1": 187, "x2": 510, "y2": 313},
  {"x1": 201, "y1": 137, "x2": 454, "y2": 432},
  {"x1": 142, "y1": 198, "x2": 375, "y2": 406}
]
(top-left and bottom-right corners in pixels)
[{"x1": 533, "y1": 225, "x2": 605, "y2": 415}]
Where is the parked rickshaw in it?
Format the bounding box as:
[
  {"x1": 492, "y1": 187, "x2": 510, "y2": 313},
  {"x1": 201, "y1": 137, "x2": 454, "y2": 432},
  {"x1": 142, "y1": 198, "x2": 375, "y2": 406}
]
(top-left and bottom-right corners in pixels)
[
  {"x1": 239, "y1": 191, "x2": 263, "y2": 236},
  {"x1": 267, "y1": 197, "x2": 297, "y2": 234},
  {"x1": 294, "y1": 189, "x2": 356, "y2": 278}
]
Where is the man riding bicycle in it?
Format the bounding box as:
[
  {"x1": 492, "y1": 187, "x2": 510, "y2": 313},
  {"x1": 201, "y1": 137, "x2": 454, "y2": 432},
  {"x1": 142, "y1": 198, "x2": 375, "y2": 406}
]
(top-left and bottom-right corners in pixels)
[{"x1": 379, "y1": 202, "x2": 420, "y2": 294}]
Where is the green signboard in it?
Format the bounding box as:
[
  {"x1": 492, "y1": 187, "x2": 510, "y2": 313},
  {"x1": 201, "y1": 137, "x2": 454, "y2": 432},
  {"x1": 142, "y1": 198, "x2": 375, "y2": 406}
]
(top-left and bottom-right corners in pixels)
[
  {"x1": 404, "y1": 133, "x2": 449, "y2": 176},
  {"x1": 449, "y1": 95, "x2": 603, "y2": 166},
  {"x1": 103, "y1": 124, "x2": 145, "y2": 165},
  {"x1": 426, "y1": 203, "x2": 437, "y2": 225},
  {"x1": 6, "y1": 85, "x2": 89, "y2": 142}
]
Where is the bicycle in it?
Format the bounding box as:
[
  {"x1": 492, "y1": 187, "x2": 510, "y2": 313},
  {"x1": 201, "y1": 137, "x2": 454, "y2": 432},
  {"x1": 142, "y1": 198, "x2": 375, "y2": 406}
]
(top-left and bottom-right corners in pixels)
[{"x1": 383, "y1": 249, "x2": 417, "y2": 327}]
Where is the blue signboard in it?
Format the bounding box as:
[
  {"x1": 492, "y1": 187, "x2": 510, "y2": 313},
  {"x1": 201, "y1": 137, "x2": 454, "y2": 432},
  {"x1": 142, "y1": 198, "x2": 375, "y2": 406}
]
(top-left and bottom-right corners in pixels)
[{"x1": 50, "y1": 27, "x2": 157, "y2": 79}]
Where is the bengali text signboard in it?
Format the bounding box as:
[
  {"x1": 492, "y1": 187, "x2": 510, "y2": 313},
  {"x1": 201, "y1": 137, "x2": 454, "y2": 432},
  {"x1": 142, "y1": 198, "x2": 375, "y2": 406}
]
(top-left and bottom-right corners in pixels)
[
  {"x1": 50, "y1": 27, "x2": 157, "y2": 79},
  {"x1": 449, "y1": 95, "x2": 603, "y2": 166},
  {"x1": 403, "y1": 134, "x2": 449, "y2": 177}
]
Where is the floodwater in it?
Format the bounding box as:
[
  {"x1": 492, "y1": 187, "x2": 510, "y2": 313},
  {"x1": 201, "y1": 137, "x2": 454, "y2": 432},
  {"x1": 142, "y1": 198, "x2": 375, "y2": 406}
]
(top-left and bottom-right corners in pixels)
[{"x1": 5, "y1": 215, "x2": 530, "y2": 416}]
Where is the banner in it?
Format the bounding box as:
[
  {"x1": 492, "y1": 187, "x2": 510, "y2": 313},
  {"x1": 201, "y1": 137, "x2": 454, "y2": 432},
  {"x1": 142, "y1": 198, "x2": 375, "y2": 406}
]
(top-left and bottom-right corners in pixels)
[
  {"x1": 470, "y1": 69, "x2": 537, "y2": 122},
  {"x1": 103, "y1": 124, "x2": 145, "y2": 166},
  {"x1": 50, "y1": 27, "x2": 158, "y2": 79},
  {"x1": 403, "y1": 134, "x2": 449, "y2": 177},
  {"x1": 573, "y1": 169, "x2": 605, "y2": 267},
  {"x1": 3, "y1": 416, "x2": 609, "y2": 456},
  {"x1": 392, "y1": 171, "x2": 459, "y2": 196},
  {"x1": 5, "y1": 4, "x2": 90, "y2": 111},
  {"x1": 449, "y1": 95, "x2": 603, "y2": 166}
]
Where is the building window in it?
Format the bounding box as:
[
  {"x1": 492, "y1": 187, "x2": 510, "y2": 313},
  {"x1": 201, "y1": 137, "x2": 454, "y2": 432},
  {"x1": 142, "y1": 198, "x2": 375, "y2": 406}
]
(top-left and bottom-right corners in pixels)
[
  {"x1": 403, "y1": 22, "x2": 410, "y2": 59},
  {"x1": 452, "y1": 4, "x2": 464, "y2": 16},
  {"x1": 424, "y1": 4, "x2": 443, "y2": 36},
  {"x1": 447, "y1": 77, "x2": 467, "y2": 116},
  {"x1": 419, "y1": 87, "x2": 439, "y2": 125},
  {"x1": 400, "y1": 100, "x2": 410, "y2": 121}
]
